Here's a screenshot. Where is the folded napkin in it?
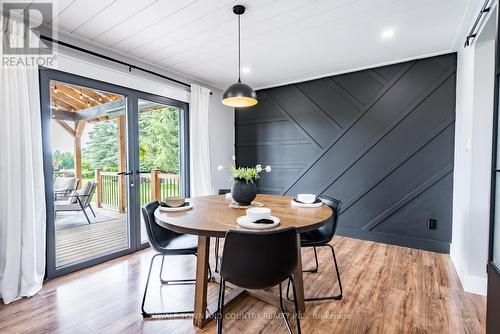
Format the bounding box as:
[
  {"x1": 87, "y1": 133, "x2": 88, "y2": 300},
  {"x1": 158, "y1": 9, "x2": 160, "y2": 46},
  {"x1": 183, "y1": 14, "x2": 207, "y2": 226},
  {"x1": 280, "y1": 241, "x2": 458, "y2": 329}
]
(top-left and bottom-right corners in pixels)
[{"x1": 253, "y1": 218, "x2": 275, "y2": 224}]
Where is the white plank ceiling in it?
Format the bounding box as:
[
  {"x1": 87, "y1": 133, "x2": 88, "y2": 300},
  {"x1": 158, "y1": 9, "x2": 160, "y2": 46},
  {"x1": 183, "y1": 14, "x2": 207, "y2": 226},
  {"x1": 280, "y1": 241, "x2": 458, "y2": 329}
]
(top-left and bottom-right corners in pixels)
[{"x1": 34, "y1": 0, "x2": 477, "y2": 89}]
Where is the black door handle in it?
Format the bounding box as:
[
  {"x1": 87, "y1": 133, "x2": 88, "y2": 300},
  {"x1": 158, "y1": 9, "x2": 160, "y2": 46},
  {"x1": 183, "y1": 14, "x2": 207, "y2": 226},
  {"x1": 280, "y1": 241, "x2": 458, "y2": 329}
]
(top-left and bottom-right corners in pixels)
[{"x1": 117, "y1": 171, "x2": 133, "y2": 176}]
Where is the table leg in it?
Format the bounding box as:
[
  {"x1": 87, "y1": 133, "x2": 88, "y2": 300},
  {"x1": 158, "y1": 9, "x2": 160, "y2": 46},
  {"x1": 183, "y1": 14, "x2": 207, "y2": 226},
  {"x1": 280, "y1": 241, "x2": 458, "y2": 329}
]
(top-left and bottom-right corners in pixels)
[
  {"x1": 194, "y1": 236, "x2": 210, "y2": 328},
  {"x1": 292, "y1": 234, "x2": 306, "y2": 313}
]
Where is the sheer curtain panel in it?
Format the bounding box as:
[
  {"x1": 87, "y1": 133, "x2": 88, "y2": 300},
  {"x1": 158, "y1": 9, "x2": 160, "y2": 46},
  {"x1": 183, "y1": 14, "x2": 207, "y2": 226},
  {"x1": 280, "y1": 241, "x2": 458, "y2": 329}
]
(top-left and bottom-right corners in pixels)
[
  {"x1": 189, "y1": 84, "x2": 213, "y2": 197},
  {"x1": 0, "y1": 18, "x2": 46, "y2": 304}
]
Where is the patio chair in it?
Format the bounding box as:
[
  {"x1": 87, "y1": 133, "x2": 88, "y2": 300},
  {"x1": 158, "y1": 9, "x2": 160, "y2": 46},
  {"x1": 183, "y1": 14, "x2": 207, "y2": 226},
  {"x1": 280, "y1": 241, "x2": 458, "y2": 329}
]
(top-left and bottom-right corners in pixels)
[
  {"x1": 53, "y1": 176, "x2": 79, "y2": 200},
  {"x1": 54, "y1": 181, "x2": 97, "y2": 225}
]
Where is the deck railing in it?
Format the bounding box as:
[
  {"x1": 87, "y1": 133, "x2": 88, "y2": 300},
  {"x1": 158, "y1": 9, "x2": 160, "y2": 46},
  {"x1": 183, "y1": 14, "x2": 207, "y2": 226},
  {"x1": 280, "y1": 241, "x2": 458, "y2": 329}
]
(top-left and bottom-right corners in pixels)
[
  {"x1": 95, "y1": 169, "x2": 180, "y2": 211},
  {"x1": 53, "y1": 170, "x2": 75, "y2": 178}
]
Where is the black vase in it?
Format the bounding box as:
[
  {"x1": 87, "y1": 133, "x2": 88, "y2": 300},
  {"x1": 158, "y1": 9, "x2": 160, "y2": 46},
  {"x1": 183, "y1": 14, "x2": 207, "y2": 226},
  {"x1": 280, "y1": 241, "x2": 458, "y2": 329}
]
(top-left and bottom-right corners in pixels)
[{"x1": 231, "y1": 179, "x2": 257, "y2": 205}]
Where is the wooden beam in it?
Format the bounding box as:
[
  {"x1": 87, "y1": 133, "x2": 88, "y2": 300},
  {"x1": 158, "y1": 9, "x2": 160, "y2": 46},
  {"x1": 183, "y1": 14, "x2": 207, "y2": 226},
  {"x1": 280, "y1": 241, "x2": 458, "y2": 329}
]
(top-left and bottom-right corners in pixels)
[
  {"x1": 95, "y1": 168, "x2": 103, "y2": 208},
  {"x1": 193, "y1": 236, "x2": 210, "y2": 328},
  {"x1": 53, "y1": 83, "x2": 97, "y2": 108},
  {"x1": 53, "y1": 99, "x2": 161, "y2": 122},
  {"x1": 95, "y1": 90, "x2": 114, "y2": 102},
  {"x1": 74, "y1": 99, "x2": 126, "y2": 121},
  {"x1": 51, "y1": 95, "x2": 77, "y2": 111},
  {"x1": 75, "y1": 120, "x2": 86, "y2": 137},
  {"x1": 74, "y1": 120, "x2": 86, "y2": 187},
  {"x1": 139, "y1": 105, "x2": 169, "y2": 114},
  {"x1": 74, "y1": 137, "x2": 82, "y2": 188},
  {"x1": 117, "y1": 116, "x2": 126, "y2": 213},
  {"x1": 78, "y1": 86, "x2": 108, "y2": 104},
  {"x1": 52, "y1": 109, "x2": 76, "y2": 121},
  {"x1": 51, "y1": 90, "x2": 86, "y2": 110},
  {"x1": 55, "y1": 119, "x2": 75, "y2": 137},
  {"x1": 52, "y1": 86, "x2": 89, "y2": 109},
  {"x1": 150, "y1": 169, "x2": 161, "y2": 201}
]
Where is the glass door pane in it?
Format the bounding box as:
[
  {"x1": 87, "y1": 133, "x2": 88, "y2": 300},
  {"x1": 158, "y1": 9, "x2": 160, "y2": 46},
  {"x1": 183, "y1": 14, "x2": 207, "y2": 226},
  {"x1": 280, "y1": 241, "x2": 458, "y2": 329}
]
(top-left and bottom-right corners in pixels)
[
  {"x1": 138, "y1": 98, "x2": 182, "y2": 244},
  {"x1": 49, "y1": 80, "x2": 130, "y2": 268}
]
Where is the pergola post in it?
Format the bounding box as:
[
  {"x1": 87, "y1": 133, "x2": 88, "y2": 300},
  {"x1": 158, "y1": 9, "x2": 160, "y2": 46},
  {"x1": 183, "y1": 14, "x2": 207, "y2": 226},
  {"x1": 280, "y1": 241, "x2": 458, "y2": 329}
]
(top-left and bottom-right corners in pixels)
[
  {"x1": 117, "y1": 116, "x2": 127, "y2": 213},
  {"x1": 151, "y1": 169, "x2": 161, "y2": 201},
  {"x1": 74, "y1": 120, "x2": 86, "y2": 188},
  {"x1": 95, "y1": 168, "x2": 103, "y2": 208}
]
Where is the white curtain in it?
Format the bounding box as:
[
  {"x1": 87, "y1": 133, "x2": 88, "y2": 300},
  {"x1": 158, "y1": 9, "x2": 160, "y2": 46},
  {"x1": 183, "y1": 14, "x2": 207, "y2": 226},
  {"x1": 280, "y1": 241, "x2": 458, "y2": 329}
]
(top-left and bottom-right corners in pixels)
[
  {"x1": 189, "y1": 84, "x2": 213, "y2": 197},
  {"x1": 0, "y1": 18, "x2": 46, "y2": 304}
]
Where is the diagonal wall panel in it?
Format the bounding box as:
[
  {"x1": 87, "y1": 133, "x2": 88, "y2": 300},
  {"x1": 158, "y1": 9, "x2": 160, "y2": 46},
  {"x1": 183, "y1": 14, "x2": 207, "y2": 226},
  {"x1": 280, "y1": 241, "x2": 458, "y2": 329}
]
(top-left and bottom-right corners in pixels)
[{"x1": 235, "y1": 53, "x2": 457, "y2": 252}]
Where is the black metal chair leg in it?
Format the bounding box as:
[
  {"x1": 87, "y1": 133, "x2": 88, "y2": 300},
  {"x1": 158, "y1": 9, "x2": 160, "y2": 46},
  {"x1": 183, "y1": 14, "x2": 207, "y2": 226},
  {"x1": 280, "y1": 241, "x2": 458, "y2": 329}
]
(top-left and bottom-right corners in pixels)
[
  {"x1": 142, "y1": 254, "x2": 194, "y2": 317},
  {"x1": 76, "y1": 197, "x2": 92, "y2": 224},
  {"x1": 302, "y1": 247, "x2": 319, "y2": 273},
  {"x1": 327, "y1": 244, "x2": 343, "y2": 300},
  {"x1": 159, "y1": 255, "x2": 195, "y2": 285},
  {"x1": 279, "y1": 282, "x2": 293, "y2": 334},
  {"x1": 88, "y1": 204, "x2": 96, "y2": 217},
  {"x1": 216, "y1": 279, "x2": 225, "y2": 334},
  {"x1": 289, "y1": 277, "x2": 302, "y2": 334},
  {"x1": 142, "y1": 254, "x2": 157, "y2": 317},
  {"x1": 214, "y1": 237, "x2": 220, "y2": 273},
  {"x1": 159, "y1": 254, "x2": 211, "y2": 285},
  {"x1": 208, "y1": 261, "x2": 213, "y2": 282},
  {"x1": 286, "y1": 244, "x2": 343, "y2": 302},
  {"x1": 81, "y1": 207, "x2": 92, "y2": 224},
  {"x1": 286, "y1": 277, "x2": 291, "y2": 301}
]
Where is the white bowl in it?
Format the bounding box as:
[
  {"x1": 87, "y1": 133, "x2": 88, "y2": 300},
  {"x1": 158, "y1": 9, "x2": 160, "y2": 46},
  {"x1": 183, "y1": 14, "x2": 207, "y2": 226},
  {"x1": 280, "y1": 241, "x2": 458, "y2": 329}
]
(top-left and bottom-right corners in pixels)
[
  {"x1": 246, "y1": 207, "x2": 271, "y2": 221},
  {"x1": 297, "y1": 194, "x2": 316, "y2": 204}
]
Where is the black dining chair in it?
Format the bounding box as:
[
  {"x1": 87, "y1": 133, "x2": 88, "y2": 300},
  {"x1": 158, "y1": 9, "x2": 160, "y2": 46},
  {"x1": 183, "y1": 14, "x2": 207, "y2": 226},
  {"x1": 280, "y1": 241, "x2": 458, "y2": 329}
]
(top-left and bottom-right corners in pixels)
[
  {"x1": 287, "y1": 196, "x2": 343, "y2": 301},
  {"x1": 216, "y1": 228, "x2": 301, "y2": 334},
  {"x1": 214, "y1": 189, "x2": 231, "y2": 273},
  {"x1": 141, "y1": 201, "x2": 211, "y2": 317}
]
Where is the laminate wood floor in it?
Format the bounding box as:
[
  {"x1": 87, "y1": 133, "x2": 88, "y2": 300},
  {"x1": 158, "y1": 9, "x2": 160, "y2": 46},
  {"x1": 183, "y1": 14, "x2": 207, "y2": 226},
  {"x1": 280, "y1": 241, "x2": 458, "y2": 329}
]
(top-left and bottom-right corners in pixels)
[{"x1": 0, "y1": 236, "x2": 486, "y2": 334}]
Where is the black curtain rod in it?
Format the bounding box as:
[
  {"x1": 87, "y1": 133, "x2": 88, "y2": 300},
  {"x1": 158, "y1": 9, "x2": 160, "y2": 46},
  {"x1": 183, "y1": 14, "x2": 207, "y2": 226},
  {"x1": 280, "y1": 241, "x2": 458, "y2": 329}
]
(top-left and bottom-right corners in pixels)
[
  {"x1": 464, "y1": 0, "x2": 491, "y2": 47},
  {"x1": 40, "y1": 35, "x2": 212, "y2": 95}
]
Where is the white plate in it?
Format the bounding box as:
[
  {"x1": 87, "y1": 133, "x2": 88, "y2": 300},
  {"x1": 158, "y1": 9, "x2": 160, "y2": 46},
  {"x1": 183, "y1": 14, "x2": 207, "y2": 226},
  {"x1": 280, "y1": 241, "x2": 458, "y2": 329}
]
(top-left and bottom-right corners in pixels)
[
  {"x1": 159, "y1": 203, "x2": 193, "y2": 212},
  {"x1": 290, "y1": 200, "x2": 323, "y2": 208},
  {"x1": 236, "y1": 215, "x2": 280, "y2": 230}
]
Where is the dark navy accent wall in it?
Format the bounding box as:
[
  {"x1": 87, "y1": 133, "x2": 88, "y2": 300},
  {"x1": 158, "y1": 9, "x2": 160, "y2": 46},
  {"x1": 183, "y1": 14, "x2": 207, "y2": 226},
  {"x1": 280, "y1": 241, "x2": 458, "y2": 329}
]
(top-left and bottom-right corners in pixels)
[{"x1": 235, "y1": 53, "x2": 457, "y2": 253}]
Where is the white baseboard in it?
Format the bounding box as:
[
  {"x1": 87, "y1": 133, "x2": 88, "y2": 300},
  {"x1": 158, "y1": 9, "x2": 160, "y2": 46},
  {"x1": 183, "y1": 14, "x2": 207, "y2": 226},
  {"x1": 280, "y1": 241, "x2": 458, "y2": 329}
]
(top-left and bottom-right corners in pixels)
[
  {"x1": 461, "y1": 274, "x2": 488, "y2": 296},
  {"x1": 450, "y1": 246, "x2": 488, "y2": 296}
]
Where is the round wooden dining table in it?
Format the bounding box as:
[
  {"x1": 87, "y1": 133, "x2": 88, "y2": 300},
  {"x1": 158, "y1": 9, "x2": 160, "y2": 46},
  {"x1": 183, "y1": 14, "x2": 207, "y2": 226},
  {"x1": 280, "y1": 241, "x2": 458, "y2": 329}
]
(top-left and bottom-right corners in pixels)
[{"x1": 154, "y1": 194, "x2": 332, "y2": 328}]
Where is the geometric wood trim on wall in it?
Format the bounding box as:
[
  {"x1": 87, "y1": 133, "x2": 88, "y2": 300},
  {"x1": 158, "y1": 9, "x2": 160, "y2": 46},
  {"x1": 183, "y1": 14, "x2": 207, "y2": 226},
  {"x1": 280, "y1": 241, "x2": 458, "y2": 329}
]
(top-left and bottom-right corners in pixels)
[{"x1": 235, "y1": 53, "x2": 457, "y2": 253}]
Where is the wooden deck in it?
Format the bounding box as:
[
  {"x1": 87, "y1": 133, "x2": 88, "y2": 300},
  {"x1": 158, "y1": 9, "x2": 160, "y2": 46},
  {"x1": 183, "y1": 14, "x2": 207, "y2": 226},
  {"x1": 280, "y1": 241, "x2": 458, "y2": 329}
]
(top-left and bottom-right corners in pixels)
[{"x1": 55, "y1": 209, "x2": 148, "y2": 268}]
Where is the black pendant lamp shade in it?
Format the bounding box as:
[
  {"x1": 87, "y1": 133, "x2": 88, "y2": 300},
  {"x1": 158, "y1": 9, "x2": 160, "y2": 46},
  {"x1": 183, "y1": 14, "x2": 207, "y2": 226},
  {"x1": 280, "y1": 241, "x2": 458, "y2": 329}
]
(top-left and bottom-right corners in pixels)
[
  {"x1": 222, "y1": 82, "x2": 257, "y2": 108},
  {"x1": 222, "y1": 5, "x2": 258, "y2": 108}
]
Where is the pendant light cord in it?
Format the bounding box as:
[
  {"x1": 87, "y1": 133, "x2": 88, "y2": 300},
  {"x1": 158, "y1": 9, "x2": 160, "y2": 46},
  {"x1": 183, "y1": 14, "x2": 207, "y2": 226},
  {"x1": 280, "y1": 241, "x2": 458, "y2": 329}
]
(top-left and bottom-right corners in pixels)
[{"x1": 238, "y1": 14, "x2": 241, "y2": 83}]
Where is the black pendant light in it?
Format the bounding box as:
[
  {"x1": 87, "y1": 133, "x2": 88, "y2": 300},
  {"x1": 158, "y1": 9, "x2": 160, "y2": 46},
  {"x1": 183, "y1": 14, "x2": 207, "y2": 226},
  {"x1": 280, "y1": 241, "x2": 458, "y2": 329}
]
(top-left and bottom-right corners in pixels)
[{"x1": 222, "y1": 5, "x2": 258, "y2": 108}]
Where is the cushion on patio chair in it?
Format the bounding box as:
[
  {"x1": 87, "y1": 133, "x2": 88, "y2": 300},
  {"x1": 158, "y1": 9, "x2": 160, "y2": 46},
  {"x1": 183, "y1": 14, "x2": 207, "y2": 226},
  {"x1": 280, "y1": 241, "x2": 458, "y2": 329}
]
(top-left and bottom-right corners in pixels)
[
  {"x1": 54, "y1": 200, "x2": 81, "y2": 211},
  {"x1": 69, "y1": 181, "x2": 92, "y2": 204},
  {"x1": 54, "y1": 176, "x2": 75, "y2": 192}
]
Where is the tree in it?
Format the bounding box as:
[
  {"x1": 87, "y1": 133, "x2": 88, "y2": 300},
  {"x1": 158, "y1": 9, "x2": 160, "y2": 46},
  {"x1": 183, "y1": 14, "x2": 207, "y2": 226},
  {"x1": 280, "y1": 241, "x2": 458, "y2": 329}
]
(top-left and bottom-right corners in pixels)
[
  {"x1": 53, "y1": 150, "x2": 74, "y2": 169},
  {"x1": 82, "y1": 120, "x2": 118, "y2": 172},
  {"x1": 139, "y1": 107, "x2": 180, "y2": 173},
  {"x1": 78, "y1": 107, "x2": 180, "y2": 174}
]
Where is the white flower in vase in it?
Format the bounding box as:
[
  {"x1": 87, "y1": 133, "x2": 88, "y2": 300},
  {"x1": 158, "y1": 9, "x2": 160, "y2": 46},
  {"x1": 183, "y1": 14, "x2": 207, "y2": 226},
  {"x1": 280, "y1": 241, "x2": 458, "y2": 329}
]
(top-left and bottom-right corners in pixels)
[{"x1": 265, "y1": 165, "x2": 272, "y2": 173}]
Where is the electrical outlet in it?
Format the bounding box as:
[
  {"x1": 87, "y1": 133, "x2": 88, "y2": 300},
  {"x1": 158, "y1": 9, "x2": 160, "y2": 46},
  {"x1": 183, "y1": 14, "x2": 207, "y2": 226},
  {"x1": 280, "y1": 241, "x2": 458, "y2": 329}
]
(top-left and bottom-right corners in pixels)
[{"x1": 428, "y1": 219, "x2": 437, "y2": 230}]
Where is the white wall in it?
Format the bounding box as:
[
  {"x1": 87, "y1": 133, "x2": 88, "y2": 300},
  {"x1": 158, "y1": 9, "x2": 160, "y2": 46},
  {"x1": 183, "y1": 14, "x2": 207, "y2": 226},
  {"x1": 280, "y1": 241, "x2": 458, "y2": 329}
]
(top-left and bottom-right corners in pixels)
[
  {"x1": 47, "y1": 45, "x2": 234, "y2": 195},
  {"x1": 451, "y1": 4, "x2": 497, "y2": 296}
]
